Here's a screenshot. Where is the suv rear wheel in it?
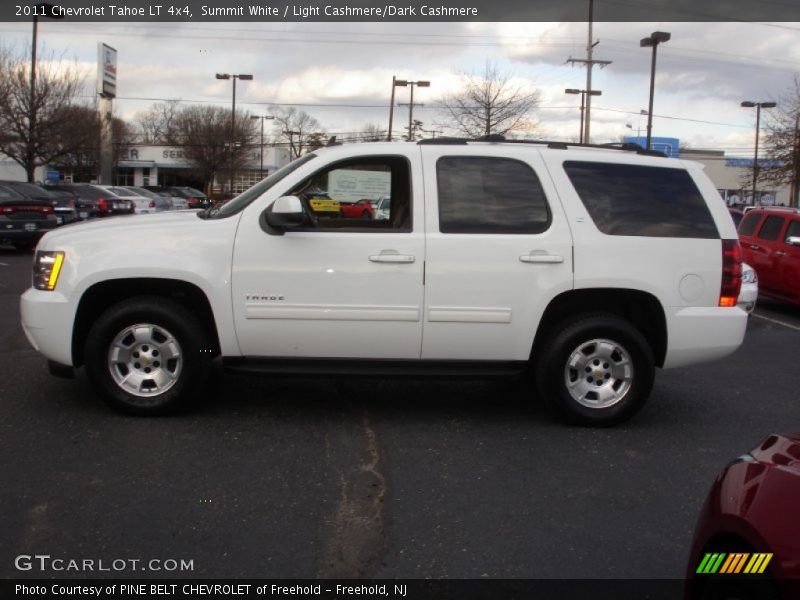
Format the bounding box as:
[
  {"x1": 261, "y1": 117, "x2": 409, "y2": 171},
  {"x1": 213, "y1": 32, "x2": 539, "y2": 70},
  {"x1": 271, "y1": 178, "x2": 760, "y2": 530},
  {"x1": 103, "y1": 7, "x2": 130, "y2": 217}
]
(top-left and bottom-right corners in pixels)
[
  {"x1": 535, "y1": 313, "x2": 654, "y2": 426},
  {"x1": 84, "y1": 296, "x2": 213, "y2": 415}
]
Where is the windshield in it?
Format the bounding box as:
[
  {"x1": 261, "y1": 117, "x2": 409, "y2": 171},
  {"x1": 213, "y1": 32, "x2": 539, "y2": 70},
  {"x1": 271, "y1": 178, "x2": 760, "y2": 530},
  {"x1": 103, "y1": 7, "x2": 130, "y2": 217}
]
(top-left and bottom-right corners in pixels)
[{"x1": 209, "y1": 153, "x2": 317, "y2": 219}]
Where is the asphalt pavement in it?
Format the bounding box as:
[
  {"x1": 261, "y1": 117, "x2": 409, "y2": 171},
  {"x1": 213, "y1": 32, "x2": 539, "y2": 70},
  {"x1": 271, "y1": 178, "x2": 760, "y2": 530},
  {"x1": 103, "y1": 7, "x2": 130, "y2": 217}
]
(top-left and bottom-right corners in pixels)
[{"x1": 2, "y1": 244, "x2": 799, "y2": 580}]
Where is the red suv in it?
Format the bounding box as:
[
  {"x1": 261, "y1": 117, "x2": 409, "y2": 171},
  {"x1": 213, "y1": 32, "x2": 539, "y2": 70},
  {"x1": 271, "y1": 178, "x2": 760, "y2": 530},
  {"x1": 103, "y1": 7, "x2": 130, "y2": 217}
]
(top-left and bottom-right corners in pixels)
[{"x1": 738, "y1": 207, "x2": 800, "y2": 306}]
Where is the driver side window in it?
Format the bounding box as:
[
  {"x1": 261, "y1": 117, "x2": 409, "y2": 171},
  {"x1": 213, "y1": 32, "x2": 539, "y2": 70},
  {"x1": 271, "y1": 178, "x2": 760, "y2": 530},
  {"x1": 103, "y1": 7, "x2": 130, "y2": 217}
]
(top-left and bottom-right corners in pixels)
[{"x1": 288, "y1": 156, "x2": 412, "y2": 231}]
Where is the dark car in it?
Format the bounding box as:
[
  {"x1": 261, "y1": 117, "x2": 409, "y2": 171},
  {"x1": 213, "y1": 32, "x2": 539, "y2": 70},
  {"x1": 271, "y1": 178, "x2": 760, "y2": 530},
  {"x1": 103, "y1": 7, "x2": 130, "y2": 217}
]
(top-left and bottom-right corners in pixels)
[
  {"x1": 686, "y1": 434, "x2": 800, "y2": 600},
  {"x1": 44, "y1": 183, "x2": 135, "y2": 219},
  {"x1": 738, "y1": 207, "x2": 800, "y2": 306},
  {"x1": 163, "y1": 186, "x2": 210, "y2": 209},
  {"x1": 40, "y1": 187, "x2": 79, "y2": 225},
  {"x1": 0, "y1": 182, "x2": 59, "y2": 251}
]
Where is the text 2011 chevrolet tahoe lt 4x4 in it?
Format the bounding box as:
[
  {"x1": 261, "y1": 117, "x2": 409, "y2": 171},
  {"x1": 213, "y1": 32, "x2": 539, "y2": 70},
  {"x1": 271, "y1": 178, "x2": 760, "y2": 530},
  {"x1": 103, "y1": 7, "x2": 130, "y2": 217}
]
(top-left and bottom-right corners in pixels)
[{"x1": 20, "y1": 139, "x2": 747, "y2": 425}]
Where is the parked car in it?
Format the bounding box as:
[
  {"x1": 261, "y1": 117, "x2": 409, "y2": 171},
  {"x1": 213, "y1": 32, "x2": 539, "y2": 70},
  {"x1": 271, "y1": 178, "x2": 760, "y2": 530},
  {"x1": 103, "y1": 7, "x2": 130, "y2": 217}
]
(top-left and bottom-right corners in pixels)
[
  {"x1": 738, "y1": 207, "x2": 800, "y2": 306},
  {"x1": 0, "y1": 181, "x2": 78, "y2": 227},
  {"x1": 142, "y1": 186, "x2": 189, "y2": 210},
  {"x1": 686, "y1": 433, "x2": 800, "y2": 600},
  {"x1": 0, "y1": 182, "x2": 59, "y2": 251},
  {"x1": 95, "y1": 185, "x2": 156, "y2": 215},
  {"x1": 738, "y1": 263, "x2": 758, "y2": 314},
  {"x1": 372, "y1": 195, "x2": 391, "y2": 220},
  {"x1": 22, "y1": 139, "x2": 747, "y2": 422},
  {"x1": 42, "y1": 188, "x2": 79, "y2": 225},
  {"x1": 163, "y1": 186, "x2": 210, "y2": 209},
  {"x1": 122, "y1": 187, "x2": 177, "y2": 212},
  {"x1": 44, "y1": 184, "x2": 134, "y2": 219},
  {"x1": 339, "y1": 199, "x2": 375, "y2": 219}
]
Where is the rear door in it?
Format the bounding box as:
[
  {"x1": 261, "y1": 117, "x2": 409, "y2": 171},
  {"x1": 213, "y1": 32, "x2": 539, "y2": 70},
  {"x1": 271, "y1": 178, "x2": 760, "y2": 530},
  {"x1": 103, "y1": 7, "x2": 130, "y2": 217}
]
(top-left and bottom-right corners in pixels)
[
  {"x1": 419, "y1": 145, "x2": 574, "y2": 361},
  {"x1": 774, "y1": 217, "x2": 800, "y2": 302}
]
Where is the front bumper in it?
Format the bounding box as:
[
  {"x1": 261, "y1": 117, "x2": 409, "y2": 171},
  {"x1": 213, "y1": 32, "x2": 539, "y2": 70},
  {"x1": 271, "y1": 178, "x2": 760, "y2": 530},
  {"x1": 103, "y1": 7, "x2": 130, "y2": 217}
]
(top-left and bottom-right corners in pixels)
[{"x1": 20, "y1": 287, "x2": 75, "y2": 366}]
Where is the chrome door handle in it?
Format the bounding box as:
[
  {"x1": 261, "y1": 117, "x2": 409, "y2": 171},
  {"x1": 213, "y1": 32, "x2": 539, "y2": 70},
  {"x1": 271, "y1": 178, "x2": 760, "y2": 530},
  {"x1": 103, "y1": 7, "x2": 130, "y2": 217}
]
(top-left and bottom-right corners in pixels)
[
  {"x1": 776, "y1": 251, "x2": 787, "y2": 257},
  {"x1": 519, "y1": 253, "x2": 564, "y2": 264},
  {"x1": 369, "y1": 253, "x2": 415, "y2": 263}
]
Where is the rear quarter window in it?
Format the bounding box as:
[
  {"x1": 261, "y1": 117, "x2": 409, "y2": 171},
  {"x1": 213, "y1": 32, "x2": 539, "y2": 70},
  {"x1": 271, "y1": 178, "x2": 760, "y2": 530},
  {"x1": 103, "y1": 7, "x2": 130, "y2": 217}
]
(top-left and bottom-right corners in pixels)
[{"x1": 563, "y1": 161, "x2": 719, "y2": 238}]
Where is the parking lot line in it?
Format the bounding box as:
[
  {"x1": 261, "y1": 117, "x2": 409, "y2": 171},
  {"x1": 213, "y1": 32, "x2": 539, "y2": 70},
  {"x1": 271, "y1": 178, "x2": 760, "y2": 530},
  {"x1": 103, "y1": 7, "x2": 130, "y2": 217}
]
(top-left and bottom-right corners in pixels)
[{"x1": 752, "y1": 312, "x2": 800, "y2": 332}]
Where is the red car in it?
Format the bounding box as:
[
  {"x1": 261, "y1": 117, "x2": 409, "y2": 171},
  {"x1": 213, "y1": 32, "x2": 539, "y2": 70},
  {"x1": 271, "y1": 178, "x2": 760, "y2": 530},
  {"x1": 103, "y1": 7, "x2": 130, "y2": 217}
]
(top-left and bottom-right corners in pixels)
[
  {"x1": 339, "y1": 198, "x2": 375, "y2": 219},
  {"x1": 738, "y1": 207, "x2": 800, "y2": 306},
  {"x1": 686, "y1": 434, "x2": 800, "y2": 599}
]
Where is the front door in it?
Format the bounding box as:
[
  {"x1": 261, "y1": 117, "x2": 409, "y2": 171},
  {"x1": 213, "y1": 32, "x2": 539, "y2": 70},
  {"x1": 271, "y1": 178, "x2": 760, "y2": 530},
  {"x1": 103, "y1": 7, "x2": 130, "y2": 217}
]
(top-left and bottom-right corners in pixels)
[{"x1": 231, "y1": 150, "x2": 425, "y2": 359}]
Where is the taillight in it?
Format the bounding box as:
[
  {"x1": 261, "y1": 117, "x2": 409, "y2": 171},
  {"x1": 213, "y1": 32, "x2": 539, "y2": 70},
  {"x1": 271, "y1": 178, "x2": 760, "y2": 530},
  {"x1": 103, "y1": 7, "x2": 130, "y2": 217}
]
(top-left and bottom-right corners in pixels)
[
  {"x1": 149, "y1": 200, "x2": 155, "y2": 208},
  {"x1": 43, "y1": 205, "x2": 53, "y2": 214},
  {"x1": 1, "y1": 206, "x2": 13, "y2": 214},
  {"x1": 98, "y1": 197, "x2": 108, "y2": 213},
  {"x1": 187, "y1": 196, "x2": 197, "y2": 205},
  {"x1": 720, "y1": 239, "x2": 743, "y2": 307}
]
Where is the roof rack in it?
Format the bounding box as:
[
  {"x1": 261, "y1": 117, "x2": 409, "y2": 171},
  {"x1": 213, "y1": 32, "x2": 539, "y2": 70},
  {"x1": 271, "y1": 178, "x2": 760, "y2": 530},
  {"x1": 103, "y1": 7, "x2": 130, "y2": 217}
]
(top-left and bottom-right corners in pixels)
[{"x1": 417, "y1": 135, "x2": 667, "y2": 157}]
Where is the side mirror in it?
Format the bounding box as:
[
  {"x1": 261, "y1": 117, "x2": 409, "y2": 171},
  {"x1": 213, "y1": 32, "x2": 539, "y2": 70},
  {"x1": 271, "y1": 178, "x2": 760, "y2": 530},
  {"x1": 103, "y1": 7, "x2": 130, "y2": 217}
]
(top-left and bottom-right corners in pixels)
[
  {"x1": 786, "y1": 236, "x2": 800, "y2": 247},
  {"x1": 262, "y1": 195, "x2": 309, "y2": 234}
]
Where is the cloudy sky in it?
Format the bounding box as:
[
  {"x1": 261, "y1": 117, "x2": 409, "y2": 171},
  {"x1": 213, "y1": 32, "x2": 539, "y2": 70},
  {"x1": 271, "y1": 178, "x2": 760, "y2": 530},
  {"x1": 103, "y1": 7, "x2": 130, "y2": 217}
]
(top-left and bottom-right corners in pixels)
[{"x1": 1, "y1": 19, "x2": 799, "y2": 154}]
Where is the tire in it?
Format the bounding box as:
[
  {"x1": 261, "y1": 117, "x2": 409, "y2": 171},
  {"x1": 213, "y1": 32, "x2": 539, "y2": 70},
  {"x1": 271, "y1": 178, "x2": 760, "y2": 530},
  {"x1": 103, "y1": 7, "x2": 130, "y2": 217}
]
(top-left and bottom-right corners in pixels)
[
  {"x1": 84, "y1": 296, "x2": 213, "y2": 415},
  {"x1": 534, "y1": 313, "x2": 654, "y2": 426}
]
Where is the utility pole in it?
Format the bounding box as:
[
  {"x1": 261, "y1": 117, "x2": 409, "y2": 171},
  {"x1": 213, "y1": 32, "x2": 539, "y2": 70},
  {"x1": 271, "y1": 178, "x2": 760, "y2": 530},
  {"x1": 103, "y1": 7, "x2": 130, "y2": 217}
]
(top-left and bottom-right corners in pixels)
[{"x1": 566, "y1": 0, "x2": 611, "y2": 144}]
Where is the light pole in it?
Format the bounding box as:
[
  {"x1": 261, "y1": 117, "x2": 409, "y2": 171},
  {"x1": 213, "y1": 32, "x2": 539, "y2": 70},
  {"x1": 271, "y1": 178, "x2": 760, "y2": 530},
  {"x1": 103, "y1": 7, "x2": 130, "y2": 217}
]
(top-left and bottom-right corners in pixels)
[
  {"x1": 216, "y1": 73, "x2": 253, "y2": 193},
  {"x1": 29, "y1": 3, "x2": 63, "y2": 183},
  {"x1": 387, "y1": 76, "x2": 404, "y2": 141},
  {"x1": 250, "y1": 114, "x2": 275, "y2": 178},
  {"x1": 741, "y1": 101, "x2": 777, "y2": 206},
  {"x1": 640, "y1": 31, "x2": 671, "y2": 151},
  {"x1": 565, "y1": 88, "x2": 602, "y2": 143}
]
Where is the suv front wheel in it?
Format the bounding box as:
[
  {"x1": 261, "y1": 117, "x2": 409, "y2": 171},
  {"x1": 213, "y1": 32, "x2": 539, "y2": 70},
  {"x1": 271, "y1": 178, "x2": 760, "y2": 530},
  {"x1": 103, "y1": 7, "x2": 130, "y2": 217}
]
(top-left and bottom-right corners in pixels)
[
  {"x1": 84, "y1": 296, "x2": 213, "y2": 415},
  {"x1": 535, "y1": 314, "x2": 655, "y2": 426}
]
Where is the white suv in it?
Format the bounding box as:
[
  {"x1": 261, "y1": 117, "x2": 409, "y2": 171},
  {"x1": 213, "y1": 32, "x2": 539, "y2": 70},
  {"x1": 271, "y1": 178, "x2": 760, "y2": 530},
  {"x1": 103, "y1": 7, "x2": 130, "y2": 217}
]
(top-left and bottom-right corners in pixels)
[{"x1": 20, "y1": 139, "x2": 747, "y2": 425}]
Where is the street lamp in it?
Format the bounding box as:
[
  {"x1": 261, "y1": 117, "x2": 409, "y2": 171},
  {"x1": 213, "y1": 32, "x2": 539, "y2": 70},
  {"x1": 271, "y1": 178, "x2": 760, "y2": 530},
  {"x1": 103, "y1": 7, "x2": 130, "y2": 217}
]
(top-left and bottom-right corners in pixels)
[
  {"x1": 250, "y1": 114, "x2": 275, "y2": 178},
  {"x1": 29, "y1": 3, "x2": 63, "y2": 183},
  {"x1": 216, "y1": 73, "x2": 253, "y2": 193},
  {"x1": 565, "y1": 88, "x2": 602, "y2": 144},
  {"x1": 640, "y1": 31, "x2": 671, "y2": 151},
  {"x1": 741, "y1": 100, "x2": 777, "y2": 206},
  {"x1": 390, "y1": 79, "x2": 430, "y2": 141}
]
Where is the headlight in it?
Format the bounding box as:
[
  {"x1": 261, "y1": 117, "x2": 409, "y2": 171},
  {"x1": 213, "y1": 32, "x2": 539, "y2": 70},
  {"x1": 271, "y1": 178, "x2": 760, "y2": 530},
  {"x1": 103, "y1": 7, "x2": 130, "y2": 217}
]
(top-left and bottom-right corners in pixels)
[
  {"x1": 33, "y1": 251, "x2": 65, "y2": 291},
  {"x1": 742, "y1": 267, "x2": 758, "y2": 284}
]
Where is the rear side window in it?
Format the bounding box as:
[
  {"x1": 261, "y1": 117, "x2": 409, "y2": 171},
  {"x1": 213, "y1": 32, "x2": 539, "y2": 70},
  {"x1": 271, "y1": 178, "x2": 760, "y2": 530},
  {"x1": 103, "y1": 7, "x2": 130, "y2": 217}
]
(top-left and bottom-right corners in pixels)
[
  {"x1": 785, "y1": 220, "x2": 800, "y2": 242},
  {"x1": 563, "y1": 161, "x2": 718, "y2": 238},
  {"x1": 738, "y1": 212, "x2": 761, "y2": 236},
  {"x1": 757, "y1": 215, "x2": 785, "y2": 241},
  {"x1": 437, "y1": 157, "x2": 551, "y2": 234}
]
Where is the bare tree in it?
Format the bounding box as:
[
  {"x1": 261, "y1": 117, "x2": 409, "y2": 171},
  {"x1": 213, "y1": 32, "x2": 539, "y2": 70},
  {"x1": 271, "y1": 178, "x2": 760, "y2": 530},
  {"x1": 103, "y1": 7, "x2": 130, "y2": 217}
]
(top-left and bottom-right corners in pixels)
[
  {"x1": 166, "y1": 105, "x2": 256, "y2": 193},
  {"x1": 134, "y1": 100, "x2": 180, "y2": 144},
  {"x1": 272, "y1": 107, "x2": 325, "y2": 158},
  {"x1": 0, "y1": 44, "x2": 84, "y2": 181},
  {"x1": 437, "y1": 62, "x2": 540, "y2": 138},
  {"x1": 359, "y1": 122, "x2": 386, "y2": 142},
  {"x1": 50, "y1": 104, "x2": 134, "y2": 181},
  {"x1": 762, "y1": 77, "x2": 800, "y2": 206}
]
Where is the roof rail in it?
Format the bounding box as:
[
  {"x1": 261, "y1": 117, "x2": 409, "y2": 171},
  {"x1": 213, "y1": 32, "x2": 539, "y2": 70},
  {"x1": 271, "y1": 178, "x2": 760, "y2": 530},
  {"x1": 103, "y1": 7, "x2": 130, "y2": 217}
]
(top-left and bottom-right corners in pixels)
[{"x1": 417, "y1": 135, "x2": 667, "y2": 157}]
